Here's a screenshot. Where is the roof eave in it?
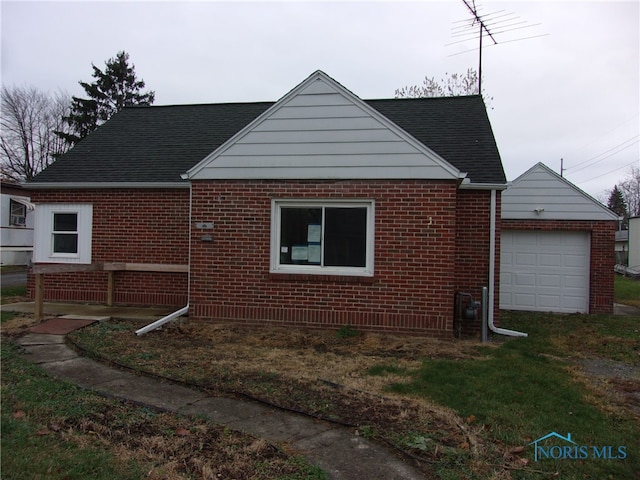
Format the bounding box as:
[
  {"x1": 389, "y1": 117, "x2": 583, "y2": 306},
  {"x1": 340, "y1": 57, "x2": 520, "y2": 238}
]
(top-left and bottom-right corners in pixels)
[
  {"x1": 459, "y1": 181, "x2": 508, "y2": 191},
  {"x1": 24, "y1": 182, "x2": 190, "y2": 190}
]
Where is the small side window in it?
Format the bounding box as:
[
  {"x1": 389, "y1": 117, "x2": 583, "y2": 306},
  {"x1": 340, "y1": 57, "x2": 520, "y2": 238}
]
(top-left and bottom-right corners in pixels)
[
  {"x1": 34, "y1": 203, "x2": 92, "y2": 264},
  {"x1": 52, "y1": 212, "x2": 79, "y2": 254},
  {"x1": 9, "y1": 199, "x2": 27, "y2": 226}
]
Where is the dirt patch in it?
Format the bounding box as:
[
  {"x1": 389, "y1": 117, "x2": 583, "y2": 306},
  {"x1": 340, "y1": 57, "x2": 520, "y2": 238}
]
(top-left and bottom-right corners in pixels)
[
  {"x1": 0, "y1": 313, "x2": 40, "y2": 335},
  {"x1": 68, "y1": 319, "x2": 508, "y2": 477},
  {"x1": 166, "y1": 320, "x2": 477, "y2": 394},
  {"x1": 0, "y1": 295, "x2": 30, "y2": 305},
  {"x1": 580, "y1": 358, "x2": 640, "y2": 380},
  {"x1": 59, "y1": 404, "x2": 309, "y2": 480},
  {"x1": 574, "y1": 358, "x2": 640, "y2": 418}
]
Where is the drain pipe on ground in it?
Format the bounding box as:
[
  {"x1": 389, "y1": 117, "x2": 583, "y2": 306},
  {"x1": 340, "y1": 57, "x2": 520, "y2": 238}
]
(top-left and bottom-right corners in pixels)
[
  {"x1": 135, "y1": 305, "x2": 189, "y2": 336},
  {"x1": 135, "y1": 187, "x2": 193, "y2": 336},
  {"x1": 487, "y1": 189, "x2": 527, "y2": 338}
]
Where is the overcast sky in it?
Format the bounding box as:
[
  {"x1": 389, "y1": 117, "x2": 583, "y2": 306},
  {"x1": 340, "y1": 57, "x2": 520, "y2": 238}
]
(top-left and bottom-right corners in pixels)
[{"x1": 1, "y1": 0, "x2": 638, "y2": 199}]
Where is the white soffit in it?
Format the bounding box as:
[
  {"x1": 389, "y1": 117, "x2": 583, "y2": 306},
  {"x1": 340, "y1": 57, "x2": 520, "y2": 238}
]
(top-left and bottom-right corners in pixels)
[
  {"x1": 184, "y1": 71, "x2": 462, "y2": 181},
  {"x1": 502, "y1": 162, "x2": 619, "y2": 221}
]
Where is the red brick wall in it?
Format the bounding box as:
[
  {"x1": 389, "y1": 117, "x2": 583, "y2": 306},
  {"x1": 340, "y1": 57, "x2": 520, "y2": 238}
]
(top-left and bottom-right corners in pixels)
[
  {"x1": 501, "y1": 219, "x2": 616, "y2": 314},
  {"x1": 27, "y1": 189, "x2": 189, "y2": 307},
  {"x1": 454, "y1": 189, "x2": 501, "y2": 336},
  {"x1": 189, "y1": 180, "x2": 465, "y2": 337}
]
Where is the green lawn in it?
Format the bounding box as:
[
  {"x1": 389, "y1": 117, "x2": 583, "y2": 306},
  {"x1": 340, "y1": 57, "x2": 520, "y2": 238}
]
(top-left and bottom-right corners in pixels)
[
  {"x1": 1, "y1": 340, "x2": 327, "y2": 480},
  {"x1": 1, "y1": 341, "x2": 146, "y2": 479},
  {"x1": 2, "y1": 272, "x2": 637, "y2": 479},
  {"x1": 369, "y1": 311, "x2": 640, "y2": 479},
  {"x1": 615, "y1": 274, "x2": 640, "y2": 307},
  {"x1": 0, "y1": 285, "x2": 26, "y2": 300}
]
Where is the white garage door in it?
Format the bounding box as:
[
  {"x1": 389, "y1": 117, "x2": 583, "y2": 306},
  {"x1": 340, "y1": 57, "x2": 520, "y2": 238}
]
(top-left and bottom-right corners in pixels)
[{"x1": 500, "y1": 230, "x2": 590, "y2": 313}]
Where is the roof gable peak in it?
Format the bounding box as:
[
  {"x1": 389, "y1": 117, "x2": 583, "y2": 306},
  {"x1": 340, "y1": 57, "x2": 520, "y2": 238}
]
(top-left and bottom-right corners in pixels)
[
  {"x1": 503, "y1": 162, "x2": 618, "y2": 221},
  {"x1": 184, "y1": 71, "x2": 463, "y2": 181}
]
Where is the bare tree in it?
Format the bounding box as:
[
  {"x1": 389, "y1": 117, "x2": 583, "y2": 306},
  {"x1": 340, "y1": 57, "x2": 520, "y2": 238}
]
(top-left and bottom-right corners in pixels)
[
  {"x1": 1, "y1": 85, "x2": 71, "y2": 182},
  {"x1": 618, "y1": 166, "x2": 640, "y2": 217},
  {"x1": 395, "y1": 69, "x2": 480, "y2": 98}
]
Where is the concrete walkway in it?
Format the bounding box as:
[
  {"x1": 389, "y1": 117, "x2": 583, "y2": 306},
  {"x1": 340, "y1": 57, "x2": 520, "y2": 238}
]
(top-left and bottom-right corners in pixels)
[
  {"x1": 6, "y1": 309, "x2": 426, "y2": 480},
  {"x1": 9, "y1": 300, "x2": 637, "y2": 478}
]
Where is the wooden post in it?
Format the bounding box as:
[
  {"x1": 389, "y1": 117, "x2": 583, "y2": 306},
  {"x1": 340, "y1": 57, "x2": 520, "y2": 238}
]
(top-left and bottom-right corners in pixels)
[
  {"x1": 34, "y1": 273, "x2": 44, "y2": 320},
  {"x1": 107, "y1": 270, "x2": 115, "y2": 306}
]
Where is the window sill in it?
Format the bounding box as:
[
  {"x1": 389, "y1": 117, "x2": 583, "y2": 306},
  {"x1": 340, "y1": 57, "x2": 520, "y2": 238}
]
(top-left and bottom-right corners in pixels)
[{"x1": 269, "y1": 272, "x2": 376, "y2": 284}]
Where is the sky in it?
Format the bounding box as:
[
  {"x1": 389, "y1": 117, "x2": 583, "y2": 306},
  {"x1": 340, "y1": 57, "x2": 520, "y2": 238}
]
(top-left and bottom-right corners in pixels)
[{"x1": 1, "y1": 0, "x2": 638, "y2": 199}]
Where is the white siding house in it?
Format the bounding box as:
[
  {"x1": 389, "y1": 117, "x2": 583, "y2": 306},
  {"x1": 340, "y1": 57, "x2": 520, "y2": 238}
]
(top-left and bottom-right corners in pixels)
[
  {"x1": 1, "y1": 183, "x2": 34, "y2": 266},
  {"x1": 629, "y1": 216, "x2": 640, "y2": 270}
]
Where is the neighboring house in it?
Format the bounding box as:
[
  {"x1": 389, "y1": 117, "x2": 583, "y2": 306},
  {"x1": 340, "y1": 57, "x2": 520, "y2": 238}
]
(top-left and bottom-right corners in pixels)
[
  {"x1": 615, "y1": 229, "x2": 629, "y2": 265},
  {"x1": 1, "y1": 182, "x2": 34, "y2": 266},
  {"x1": 501, "y1": 163, "x2": 618, "y2": 314},
  {"x1": 26, "y1": 70, "x2": 508, "y2": 337},
  {"x1": 629, "y1": 216, "x2": 640, "y2": 271}
]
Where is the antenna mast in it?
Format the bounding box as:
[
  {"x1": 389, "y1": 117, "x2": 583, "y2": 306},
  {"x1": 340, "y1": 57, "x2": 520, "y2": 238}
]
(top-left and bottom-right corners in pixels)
[
  {"x1": 461, "y1": 0, "x2": 496, "y2": 94},
  {"x1": 449, "y1": 2, "x2": 546, "y2": 96}
]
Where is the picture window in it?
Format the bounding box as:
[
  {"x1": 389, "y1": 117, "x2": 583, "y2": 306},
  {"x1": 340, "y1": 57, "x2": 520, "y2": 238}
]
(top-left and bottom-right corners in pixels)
[{"x1": 272, "y1": 200, "x2": 374, "y2": 276}]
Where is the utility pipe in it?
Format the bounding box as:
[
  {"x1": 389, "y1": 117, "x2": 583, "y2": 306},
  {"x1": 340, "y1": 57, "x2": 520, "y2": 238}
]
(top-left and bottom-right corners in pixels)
[
  {"x1": 136, "y1": 187, "x2": 194, "y2": 336},
  {"x1": 488, "y1": 189, "x2": 528, "y2": 338}
]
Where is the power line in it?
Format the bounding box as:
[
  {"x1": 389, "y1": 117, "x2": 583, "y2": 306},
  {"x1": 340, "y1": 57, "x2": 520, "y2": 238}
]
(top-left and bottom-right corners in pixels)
[
  {"x1": 566, "y1": 135, "x2": 639, "y2": 173},
  {"x1": 573, "y1": 159, "x2": 639, "y2": 185},
  {"x1": 563, "y1": 113, "x2": 640, "y2": 159}
]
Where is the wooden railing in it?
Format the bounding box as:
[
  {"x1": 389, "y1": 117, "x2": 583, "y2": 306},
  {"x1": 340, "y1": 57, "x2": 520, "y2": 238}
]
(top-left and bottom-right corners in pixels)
[{"x1": 31, "y1": 263, "x2": 189, "y2": 319}]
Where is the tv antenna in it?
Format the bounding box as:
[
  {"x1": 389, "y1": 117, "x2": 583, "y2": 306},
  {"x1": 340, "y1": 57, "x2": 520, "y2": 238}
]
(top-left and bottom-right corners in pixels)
[{"x1": 448, "y1": 1, "x2": 547, "y2": 94}]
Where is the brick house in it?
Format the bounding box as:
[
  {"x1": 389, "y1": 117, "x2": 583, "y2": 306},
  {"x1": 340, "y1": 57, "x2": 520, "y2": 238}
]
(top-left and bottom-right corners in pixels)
[{"x1": 27, "y1": 71, "x2": 508, "y2": 337}]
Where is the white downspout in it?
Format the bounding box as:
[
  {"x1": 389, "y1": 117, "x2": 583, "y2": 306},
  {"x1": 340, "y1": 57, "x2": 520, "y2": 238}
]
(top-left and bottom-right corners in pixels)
[
  {"x1": 135, "y1": 305, "x2": 189, "y2": 336},
  {"x1": 488, "y1": 189, "x2": 527, "y2": 337},
  {"x1": 135, "y1": 186, "x2": 192, "y2": 336}
]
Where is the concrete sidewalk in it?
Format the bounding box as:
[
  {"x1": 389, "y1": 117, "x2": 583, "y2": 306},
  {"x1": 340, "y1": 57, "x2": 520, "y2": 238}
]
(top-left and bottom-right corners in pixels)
[
  {"x1": 12, "y1": 324, "x2": 426, "y2": 480},
  {"x1": 2, "y1": 301, "x2": 176, "y2": 321}
]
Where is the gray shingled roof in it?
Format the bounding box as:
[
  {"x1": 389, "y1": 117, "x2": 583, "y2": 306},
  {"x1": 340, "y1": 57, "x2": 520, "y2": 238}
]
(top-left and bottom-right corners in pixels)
[{"x1": 30, "y1": 95, "x2": 505, "y2": 185}]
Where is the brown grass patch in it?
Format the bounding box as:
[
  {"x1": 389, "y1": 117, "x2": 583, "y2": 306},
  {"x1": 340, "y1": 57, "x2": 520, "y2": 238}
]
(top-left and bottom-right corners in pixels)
[
  {"x1": 0, "y1": 313, "x2": 40, "y2": 335},
  {"x1": 55, "y1": 405, "x2": 310, "y2": 480},
  {"x1": 69, "y1": 319, "x2": 501, "y2": 477}
]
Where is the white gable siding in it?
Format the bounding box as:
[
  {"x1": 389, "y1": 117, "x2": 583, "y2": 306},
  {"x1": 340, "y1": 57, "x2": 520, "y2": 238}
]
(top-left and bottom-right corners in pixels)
[
  {"x1": 502, "y1": 163, "x2": 618, "y2": 221},
  {"x1": 187, "y1": 72, "x2": 461, "y2": 181}
]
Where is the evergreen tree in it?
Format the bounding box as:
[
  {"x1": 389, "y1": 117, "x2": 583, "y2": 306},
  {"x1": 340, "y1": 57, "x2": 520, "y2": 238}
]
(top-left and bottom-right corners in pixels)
[
  {"x1": 59, "y1": 51, "x2": 155, "y2": 146},
  {"x1": 608, "y1": 184, "x2": 628, "y2": 227}
]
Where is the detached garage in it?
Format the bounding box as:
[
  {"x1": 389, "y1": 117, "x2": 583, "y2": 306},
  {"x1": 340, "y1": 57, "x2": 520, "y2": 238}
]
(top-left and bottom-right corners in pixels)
[{"x1": 501, "y1": 163, "x2": 618, "y2": 314}]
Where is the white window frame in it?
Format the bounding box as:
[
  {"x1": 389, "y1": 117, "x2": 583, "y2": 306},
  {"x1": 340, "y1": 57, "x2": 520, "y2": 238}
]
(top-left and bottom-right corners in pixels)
[
  {"x1": 34, "y1": 203, "x2": 93, "y2": 264},
  {"x1": 51, "y1": 211, "x2": 80, "y2": 257},
  {"x1": 9, "y1": 199, "x2": 27, "y2": 226},
  {"x1": 270, "y1": 199, "x2": 375, "y2": 277}
]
